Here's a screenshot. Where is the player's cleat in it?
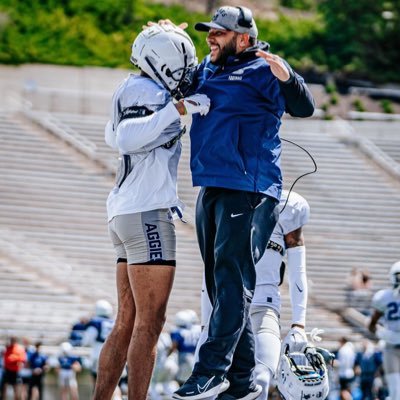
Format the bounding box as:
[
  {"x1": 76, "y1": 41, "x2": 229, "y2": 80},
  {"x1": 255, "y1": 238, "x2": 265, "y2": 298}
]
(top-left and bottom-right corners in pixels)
[
  {"x1": 173, "y1": 374, "x2": 230, "y2": 399},
  {"x1": 217, "y1": 384, "x2": 262, "y2": 400}
]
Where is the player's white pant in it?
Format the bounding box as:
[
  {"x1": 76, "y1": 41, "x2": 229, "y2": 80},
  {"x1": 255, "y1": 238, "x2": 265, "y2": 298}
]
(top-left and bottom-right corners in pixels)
[
  {"x1": 383, "y1": 345, "x2": 400, "y2": 400},
  {"x1": 250, "y1": 305, "x2": 281, "y2": 400}
]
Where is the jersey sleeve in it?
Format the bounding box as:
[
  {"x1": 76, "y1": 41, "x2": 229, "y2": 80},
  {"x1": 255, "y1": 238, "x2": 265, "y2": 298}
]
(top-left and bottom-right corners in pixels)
[
  {"x1": 371, "y1": 289, "x2": 387, "y2": 313},
  {"x1": 106, "y1": 75, "x2": 181, "y2": 154},
  {"x1": 115, "y1": 102, "x2": 180, "y2": 153}
]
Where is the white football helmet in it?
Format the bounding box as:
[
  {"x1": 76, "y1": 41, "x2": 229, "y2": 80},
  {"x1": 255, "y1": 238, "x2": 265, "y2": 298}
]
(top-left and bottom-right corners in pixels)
[
  {"x1": 60, "y1": 341, "x2": 73, "y2": 355},
  {"x1": 390, "y1": 261, "x2": 400, "y2": 289},
  {"x1": 131, "y1": 24, "x2": 197, "y2": 98},
  {"x1": 277, "y1": 347, "x2": 333, "y2": 400},
  {"x1": 175, "y1": 309, "x2": 198, "y2": 328},
  {"x1": 95, "y1": 299, "x2": 113, "y2": 318}
]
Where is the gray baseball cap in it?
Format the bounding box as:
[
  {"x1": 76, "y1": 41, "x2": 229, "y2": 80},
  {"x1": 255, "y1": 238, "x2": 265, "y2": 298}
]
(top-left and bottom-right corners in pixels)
[{"x1": 195, "y1": 6, "x2": 258, "y2": 39}]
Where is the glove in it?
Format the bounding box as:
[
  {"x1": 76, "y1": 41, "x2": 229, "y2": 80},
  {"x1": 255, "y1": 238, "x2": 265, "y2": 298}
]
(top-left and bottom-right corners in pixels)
[
  {"x1": 282, "y1": 326, "x2": 308, "y2": 353},
  {"x1": 182, "y1": 94, "x2": 210, "y2": 116},
  {"x1": 307, "y1": 328, "x2": 324, "y2": 343}
]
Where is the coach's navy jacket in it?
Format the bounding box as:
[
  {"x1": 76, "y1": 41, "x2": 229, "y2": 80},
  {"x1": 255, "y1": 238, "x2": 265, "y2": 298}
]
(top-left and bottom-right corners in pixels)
[{"x1": 190, "y1": 41, "x2": 314, "y2": 200}]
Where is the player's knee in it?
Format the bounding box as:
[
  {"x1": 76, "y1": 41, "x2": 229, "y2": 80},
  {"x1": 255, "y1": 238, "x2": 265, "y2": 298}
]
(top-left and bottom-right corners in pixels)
[{"x1": 135, "y1": 314, "x2": 166, "y2": 337}]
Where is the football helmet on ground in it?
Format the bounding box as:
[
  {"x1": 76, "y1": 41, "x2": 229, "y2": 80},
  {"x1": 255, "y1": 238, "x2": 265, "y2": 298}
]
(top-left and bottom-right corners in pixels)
[
  {"x1": 131, "y1": 24, "x2": 197, "y2": 99},
  {"x1": 277, "y1": 346, "x2": 333, "y2": 400}
]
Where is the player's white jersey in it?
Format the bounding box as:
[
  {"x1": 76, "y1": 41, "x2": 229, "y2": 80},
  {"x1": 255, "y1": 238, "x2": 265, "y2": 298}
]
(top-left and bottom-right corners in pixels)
[
  {"x1": 252, "y1": 191, "x2": 310, "y2": 314},
  {"x1": 372, "y1": 288, "x2": 400, "y2": 333},
  {"x1": 105, "y1": 74, "x2": 184, "y2": 221}
]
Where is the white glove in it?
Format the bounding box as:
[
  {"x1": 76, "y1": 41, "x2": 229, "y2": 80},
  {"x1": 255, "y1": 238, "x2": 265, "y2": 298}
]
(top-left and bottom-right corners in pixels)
[
  {"x1": 282, "y1": 326, "x2": 308, "y2": 354},
  {"x1": 307, "y1": 328, "x2": 324, "y2": 343},
  {"x1": 182, "y1": 94, "x2": 210, "y2": 116}
]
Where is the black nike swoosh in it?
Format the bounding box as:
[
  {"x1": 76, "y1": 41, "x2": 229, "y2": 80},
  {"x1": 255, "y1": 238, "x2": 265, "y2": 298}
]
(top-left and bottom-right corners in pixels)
[{"x1": 296, "y1": 283, "x2": 303, "y2": 293}]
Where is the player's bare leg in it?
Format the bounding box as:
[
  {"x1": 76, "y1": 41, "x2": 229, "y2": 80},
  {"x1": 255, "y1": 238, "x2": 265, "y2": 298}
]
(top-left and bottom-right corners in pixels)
[
  {"x1": 93, "y1": 262, "x2": 135, "y2": 400},
  {"x1": 127, "y1": 264, "x2": 175, "y2": 400}
]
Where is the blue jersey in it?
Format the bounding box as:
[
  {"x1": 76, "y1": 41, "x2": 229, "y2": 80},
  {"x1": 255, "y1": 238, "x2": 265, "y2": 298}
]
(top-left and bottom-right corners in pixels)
[
  {"x1": 69, "y1": 321, "x2": 88, "y2": 346},
  {"x1": 355, "y1": 350, "x2": 382, "y2": 381},
  {"x1": 29, "y1": 352, "x2": 47, "y2": 369},
  {"x1": 86, "y1": 316, "x2": 114, "y2": 343},
  {"x1": 171, "y1": 325, "x2": 201, "y2": 354},
  {"x1": 58, "y1": 355, "x2": 81, "y2": 370}
]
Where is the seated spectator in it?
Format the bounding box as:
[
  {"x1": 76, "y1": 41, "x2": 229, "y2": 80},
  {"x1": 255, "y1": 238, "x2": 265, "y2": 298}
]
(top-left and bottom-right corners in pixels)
[
  {"x1": 346, "y1": 268, "x2": 374, "y2": 314},
  {"x1": 347, "y1": 268, "x2": 363, "y2": 291},
  {"x1": 361, "y1": 270, "x2": 372, "y2": 290}
]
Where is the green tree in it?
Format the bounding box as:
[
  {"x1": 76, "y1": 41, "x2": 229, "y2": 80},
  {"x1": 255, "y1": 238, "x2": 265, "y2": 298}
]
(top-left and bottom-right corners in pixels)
[{"x1": 319, "y1": 0, "x2": 400, "y2": 82}]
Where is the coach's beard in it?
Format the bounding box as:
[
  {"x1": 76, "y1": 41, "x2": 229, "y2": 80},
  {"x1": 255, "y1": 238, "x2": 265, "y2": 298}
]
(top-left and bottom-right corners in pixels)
[{"x1": 210, "y1": 40, "x2": 237, "y2": 65}]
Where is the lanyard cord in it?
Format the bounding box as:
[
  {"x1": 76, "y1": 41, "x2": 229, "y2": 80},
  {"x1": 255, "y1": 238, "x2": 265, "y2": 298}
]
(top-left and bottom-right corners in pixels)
[{"x1": 280, "y1": 138, "x2": 318, "y2": 214}]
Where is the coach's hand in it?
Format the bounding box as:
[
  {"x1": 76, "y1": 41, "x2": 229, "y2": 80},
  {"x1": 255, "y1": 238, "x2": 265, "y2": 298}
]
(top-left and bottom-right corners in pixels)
[{"x1": 256, "y1": 50, "x2": 290, "y2": 82}]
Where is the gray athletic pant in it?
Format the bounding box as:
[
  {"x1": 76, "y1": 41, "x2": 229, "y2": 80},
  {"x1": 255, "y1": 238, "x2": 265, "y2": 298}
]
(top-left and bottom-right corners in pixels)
[{"x1": 193, "y1": 187, "x2": 279, "y2": 395}]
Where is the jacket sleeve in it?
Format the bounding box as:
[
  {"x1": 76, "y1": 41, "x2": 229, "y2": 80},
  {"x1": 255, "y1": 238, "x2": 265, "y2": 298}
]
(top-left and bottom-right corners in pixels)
[{"x1": 279, "y1": 63, "x2": 315, "y2": 118}]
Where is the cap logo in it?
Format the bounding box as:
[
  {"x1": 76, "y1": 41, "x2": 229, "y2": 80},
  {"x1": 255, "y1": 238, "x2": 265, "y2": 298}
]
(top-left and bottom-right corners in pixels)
[{"x1": 213, "y1": 9, "x2": 227, "y2": 20}]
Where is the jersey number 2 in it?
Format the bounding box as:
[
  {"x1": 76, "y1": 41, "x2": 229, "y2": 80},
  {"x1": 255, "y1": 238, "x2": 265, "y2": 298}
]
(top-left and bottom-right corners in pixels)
[{"x1": 387, "y1": 302, "x2": 400, "y2": 321}]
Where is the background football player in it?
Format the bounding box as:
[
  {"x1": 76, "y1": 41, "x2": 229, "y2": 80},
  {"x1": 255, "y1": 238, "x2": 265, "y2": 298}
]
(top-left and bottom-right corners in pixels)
[{"x1": 368, "y1": 261, "x2": 400, "y2": 400}]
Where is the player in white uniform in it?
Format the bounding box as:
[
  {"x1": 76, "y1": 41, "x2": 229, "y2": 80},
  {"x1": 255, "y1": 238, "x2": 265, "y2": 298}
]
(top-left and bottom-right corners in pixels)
[
  {"x1": 250, "y1": 190, "x2": 310, "y2": 400},
  {"x1": 81, "y1": 300, "x2": 114, "y2": 382},
  {"x1": 199, "y1": 191, "x2": 310, "y2": 399},
  {"x1": 93, "y1": 24, "x2": 210, "y2": 400},
  {"x1": 369, "y1": 261, "x2": 400, "y2": 400}
]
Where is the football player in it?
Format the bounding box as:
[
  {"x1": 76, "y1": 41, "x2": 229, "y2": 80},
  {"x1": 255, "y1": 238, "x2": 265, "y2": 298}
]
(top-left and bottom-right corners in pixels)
[
  {"x1": 250, "y1": 190, "x2": 309, "y2": 400},
  {"x1": 56, "y1": 342, "x2": 81, "y2": 400},
  {"x1": 368, "y1": 261, "x2": 400, "y2": 400},
  {"x1": 81, "y1": 300, "x2": 114, "y2": 383},
  {"x1": 171, "y1": 310, "x2": 202, "y2": 385},
  {"x1": 93, "y1": 23, "x2": 210, "y2": 400}
]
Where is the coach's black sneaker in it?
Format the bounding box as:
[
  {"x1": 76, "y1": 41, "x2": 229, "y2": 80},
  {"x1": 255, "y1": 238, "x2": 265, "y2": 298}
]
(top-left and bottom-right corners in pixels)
[
  {"x1": 173, "y1": 373, "x2": 230, "y2": 399},
  {"x1": 217, "y1": 384, "x2": 262, "y2": 400}
]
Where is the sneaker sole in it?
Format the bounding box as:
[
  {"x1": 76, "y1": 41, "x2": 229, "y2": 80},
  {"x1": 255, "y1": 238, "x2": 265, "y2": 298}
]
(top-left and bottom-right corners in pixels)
[{"x1": 173, "y1": 379, "x2": 230, "y2": 400}]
